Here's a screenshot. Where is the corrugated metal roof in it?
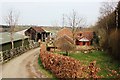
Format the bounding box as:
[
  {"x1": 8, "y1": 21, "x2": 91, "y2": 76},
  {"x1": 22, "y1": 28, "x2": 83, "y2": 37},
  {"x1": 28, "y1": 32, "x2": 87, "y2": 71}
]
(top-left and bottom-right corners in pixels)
[
  {"x1": 16, "y1": 29, "x2": 28, "y2": 36},
  {"x1": 0, "y1": 31, "x2": 29, "y2": 45}
]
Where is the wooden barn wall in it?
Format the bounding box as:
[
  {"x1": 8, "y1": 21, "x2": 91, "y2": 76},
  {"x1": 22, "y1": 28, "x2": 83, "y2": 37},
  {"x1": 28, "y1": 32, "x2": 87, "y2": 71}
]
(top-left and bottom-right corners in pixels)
[
  {"x1": 0, "y1": 38, "x2": 29, "y2": 51},
  {"x1": 0, "y1": 42, "x2": 11, "y2": 51},
  {"x1": 24, "y1": 38, "x2": 29, "y2": 46},
  {"x1": 14, "y1": 40, "x2": 22, "y2": 48}
]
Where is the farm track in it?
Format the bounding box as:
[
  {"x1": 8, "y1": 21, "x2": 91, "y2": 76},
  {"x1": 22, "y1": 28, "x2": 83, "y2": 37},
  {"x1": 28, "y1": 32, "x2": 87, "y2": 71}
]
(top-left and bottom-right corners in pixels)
[{"x1": 1, "y1": 47, "x2": 44, "y2": 78}]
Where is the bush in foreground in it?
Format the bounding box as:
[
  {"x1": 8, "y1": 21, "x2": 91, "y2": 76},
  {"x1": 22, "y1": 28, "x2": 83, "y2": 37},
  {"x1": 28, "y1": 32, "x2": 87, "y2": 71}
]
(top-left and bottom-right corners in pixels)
[{"x1": 39, "y1": 44, "x2": 101, "y2": 78}]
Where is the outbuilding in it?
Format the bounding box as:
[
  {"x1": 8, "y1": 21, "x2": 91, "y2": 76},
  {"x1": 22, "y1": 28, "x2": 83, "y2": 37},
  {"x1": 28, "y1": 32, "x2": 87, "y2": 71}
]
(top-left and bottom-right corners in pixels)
[
  {"x1": 25, "y1": 27, "x2": 50, "y2": 42},
  {"x1": 75, "y1": 31, "x2": 93, "y2": 46}
]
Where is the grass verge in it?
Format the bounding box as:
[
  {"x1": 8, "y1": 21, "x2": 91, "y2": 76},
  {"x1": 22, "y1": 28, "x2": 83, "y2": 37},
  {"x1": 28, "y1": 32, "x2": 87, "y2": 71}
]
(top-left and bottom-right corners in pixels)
[
  {"x1": 38, "y1": 56, "x2": 57, "y2": 80},
  {"x1": 68, "y1": 51, "x2": 120, "y2": 78}
]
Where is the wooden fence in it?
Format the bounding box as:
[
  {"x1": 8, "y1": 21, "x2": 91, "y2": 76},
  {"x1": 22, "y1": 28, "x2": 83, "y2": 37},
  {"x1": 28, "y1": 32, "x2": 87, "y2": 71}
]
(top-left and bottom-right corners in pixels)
[{"x1": 0, "y1": 42, "x2": 39, "y2": 64}]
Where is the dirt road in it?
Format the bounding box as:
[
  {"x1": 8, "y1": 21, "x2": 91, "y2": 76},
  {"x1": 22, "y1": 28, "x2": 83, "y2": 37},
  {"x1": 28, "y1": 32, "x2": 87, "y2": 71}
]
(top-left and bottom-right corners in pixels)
[{"x1": 1, "y1": 47, "x2": 44, "y2": 78}]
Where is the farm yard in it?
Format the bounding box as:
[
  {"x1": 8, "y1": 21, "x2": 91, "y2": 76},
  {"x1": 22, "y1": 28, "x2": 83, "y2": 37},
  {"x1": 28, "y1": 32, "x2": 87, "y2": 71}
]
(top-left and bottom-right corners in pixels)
[
  {"x1": 1, "y1": 1, "x2": 120, "y2": 79},
  {"x1": 1, "y1": 26, "x2": 120, "y2": 78}
]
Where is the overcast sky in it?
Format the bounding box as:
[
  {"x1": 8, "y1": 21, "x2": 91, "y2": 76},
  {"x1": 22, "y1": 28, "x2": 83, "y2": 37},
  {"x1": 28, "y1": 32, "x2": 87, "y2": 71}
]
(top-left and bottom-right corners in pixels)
[{"x1": 0, "y1": 0, "x2": 119, "y2": 27}]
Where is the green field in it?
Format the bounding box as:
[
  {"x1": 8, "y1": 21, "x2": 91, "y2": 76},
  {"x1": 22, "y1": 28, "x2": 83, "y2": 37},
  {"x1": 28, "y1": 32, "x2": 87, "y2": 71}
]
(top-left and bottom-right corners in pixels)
[{"x1": 68, "y1": 51, "x2": 120, "y2": 78}]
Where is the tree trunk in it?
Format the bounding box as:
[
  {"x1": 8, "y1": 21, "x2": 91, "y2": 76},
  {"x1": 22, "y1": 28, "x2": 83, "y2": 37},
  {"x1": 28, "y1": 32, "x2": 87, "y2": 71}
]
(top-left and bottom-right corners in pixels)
[
  {"x1": 66, "y1": 51, "x2": 69, "y2": 56},
  {"x1": 10, "y1": 32, "x2": 14, "y2": 49},
  {"x1": 22, "y1": 38, "x2": 24, "y2": 47}
]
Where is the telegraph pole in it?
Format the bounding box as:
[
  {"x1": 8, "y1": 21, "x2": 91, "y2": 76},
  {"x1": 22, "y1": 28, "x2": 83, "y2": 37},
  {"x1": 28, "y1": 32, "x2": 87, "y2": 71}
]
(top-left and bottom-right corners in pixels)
[{"x1": 62, "y1": 14, "x2": 65, "y2": 27}]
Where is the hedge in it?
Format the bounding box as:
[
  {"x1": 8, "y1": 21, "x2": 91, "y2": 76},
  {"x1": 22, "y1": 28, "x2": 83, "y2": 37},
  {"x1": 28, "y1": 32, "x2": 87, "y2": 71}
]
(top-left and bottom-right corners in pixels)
[{"x1": 39, "y1": 44, "x2": 101, "y2": 78}]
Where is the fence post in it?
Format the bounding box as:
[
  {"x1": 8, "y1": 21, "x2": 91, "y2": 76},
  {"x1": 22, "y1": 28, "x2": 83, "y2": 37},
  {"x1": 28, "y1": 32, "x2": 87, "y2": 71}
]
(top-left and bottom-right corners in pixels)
[{"x1": 0, "y1": 51, "x2": 3, "y2": 64}]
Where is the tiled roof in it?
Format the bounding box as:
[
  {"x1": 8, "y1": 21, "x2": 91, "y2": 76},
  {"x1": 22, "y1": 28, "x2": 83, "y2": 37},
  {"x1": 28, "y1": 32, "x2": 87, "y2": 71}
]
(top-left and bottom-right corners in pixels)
[
  {"x1": 76, "y1": 31, "x2": 93, "y2": 41},
  {"x1": 57, "y1": 27, "x2": 73, "y2": 38},
  {"x1": 55, "y1": 35, "x2": 74, "y2": 47},
  {"x1": 32, "y1": 27, "x2": 45, "y2": 32}
]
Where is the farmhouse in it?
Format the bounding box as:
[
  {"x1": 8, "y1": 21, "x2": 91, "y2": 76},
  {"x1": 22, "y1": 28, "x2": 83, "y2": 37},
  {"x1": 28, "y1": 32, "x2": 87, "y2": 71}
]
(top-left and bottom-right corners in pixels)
[
  {"x1": 25, "y1": 27, "x2": 51, "y2": 42},
  {"x1": 75, "y1": 31, "x2": 93, "y2": 46},
  {"x1": 56, "y1": 27, "x2": 94, "y2": 46}
]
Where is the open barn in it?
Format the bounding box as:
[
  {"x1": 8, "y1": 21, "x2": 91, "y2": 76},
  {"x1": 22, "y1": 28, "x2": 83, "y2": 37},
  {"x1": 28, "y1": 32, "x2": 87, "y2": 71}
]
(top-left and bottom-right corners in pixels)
[{"x1": 25, "y1": 27, "x2": 51, "y2": 42}]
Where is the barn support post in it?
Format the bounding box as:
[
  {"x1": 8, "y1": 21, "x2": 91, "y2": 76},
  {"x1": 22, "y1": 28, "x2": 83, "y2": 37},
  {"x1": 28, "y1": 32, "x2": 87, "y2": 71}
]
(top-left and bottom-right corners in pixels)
[
  {"x1": 43, "y1": 33, "x2": 45, "y2": 42},
  {"x1": 45, "y1": 33, "x2": 46, "y2": 42},
  {"x1": 46, "y1": 33, "x2": 48, "y2": 38},
  {"x1": 41, "y1": 33, "x2": 43, "y2": 42},
  {"x1": 35, "y1": 32, "x2": 38, "y2": 42},
  {"x1": 44, "y1": 33, "x2": 46, "y2": 41}
]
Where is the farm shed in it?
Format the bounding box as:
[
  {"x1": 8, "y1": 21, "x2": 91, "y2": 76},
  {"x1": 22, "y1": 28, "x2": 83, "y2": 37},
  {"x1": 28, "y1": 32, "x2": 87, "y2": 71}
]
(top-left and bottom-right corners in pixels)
[
  {"x1": 0, "y1": 31, "x2": 29, "y2": 51},
  {"x1": 25, "y1": 27, "x2": 50, "y2": 42}
]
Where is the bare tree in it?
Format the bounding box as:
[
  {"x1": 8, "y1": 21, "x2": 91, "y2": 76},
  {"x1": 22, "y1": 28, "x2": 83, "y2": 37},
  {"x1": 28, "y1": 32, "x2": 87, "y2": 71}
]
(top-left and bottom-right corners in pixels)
[
  {"x1": 100, "y1": 2, "x2": 117, "y2": 17},
  {"x1": 59, "y1": 42, "x2": 74, "y2": 56},
  {"x1": 97, "y1": 1, "x2": 118, "y2": 51},
  {"x1": 99, "y1": 2, "x2": 117, "y2": 31},
  {"x1": 54, "y1": 35, "x2": 74, "y2": 56},
  {"x1": 4, "y1": 9, "x2": 19, "y2": 49},
  {"x1": 115, "y1": 1, "x2": 119, "y2": 30},
  {"x1": 66, "y1": 10, "x2": 86, "y2": 44}
]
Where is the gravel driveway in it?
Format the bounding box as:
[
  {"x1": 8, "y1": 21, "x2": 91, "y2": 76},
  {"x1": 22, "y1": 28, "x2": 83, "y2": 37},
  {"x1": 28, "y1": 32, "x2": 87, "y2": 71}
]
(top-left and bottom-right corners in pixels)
[{"x1": 1, "y1": 47, "x2": 44, "y2": 78}]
